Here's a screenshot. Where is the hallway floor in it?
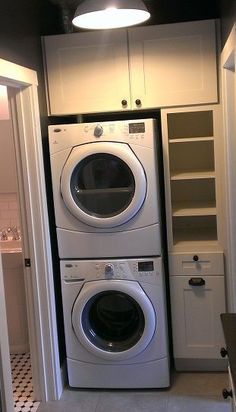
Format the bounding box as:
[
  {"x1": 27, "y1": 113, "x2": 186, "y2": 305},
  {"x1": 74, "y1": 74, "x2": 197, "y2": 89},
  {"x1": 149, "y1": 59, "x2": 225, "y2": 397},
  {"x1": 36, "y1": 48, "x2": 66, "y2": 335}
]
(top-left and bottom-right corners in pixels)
[
  {"x1": 11, "y1": 353, "x2": 40, "y2": 412},
  {"x1": 37, "y1": 371, "x2": 231, "y2": 412}
]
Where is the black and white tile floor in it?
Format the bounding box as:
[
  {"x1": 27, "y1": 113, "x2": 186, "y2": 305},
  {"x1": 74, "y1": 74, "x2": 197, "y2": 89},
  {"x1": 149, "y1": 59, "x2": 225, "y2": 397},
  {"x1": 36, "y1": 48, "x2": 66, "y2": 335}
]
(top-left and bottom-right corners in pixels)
[{"x1": 10, "y1": 353, "x2": 40, "y2": 412}]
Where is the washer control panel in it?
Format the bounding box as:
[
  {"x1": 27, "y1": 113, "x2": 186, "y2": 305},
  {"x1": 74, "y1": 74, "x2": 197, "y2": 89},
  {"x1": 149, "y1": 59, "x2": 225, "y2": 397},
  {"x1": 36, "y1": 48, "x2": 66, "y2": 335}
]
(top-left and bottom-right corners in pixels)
[{"x1": 61, "y1": 257, "x2": 162, "y2": 285}]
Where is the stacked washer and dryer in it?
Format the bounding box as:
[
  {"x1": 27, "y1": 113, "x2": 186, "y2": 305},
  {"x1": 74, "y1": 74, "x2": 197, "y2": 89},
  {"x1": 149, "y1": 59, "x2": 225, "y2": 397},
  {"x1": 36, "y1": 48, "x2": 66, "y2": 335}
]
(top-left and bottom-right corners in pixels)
[{"x1": 49, "y1": 118, "x2": 170, "y2": 388}]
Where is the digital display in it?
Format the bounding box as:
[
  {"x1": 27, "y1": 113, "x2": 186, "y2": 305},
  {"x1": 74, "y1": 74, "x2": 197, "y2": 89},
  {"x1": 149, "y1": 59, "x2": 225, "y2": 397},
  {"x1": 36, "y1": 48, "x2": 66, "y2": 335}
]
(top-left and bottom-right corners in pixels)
[
  {"x1": 138, "y1": 261, "x2": 154, "y2": 272},
  {"x1": 129, "y1": 122, "x2": 145, "y2": 134}
]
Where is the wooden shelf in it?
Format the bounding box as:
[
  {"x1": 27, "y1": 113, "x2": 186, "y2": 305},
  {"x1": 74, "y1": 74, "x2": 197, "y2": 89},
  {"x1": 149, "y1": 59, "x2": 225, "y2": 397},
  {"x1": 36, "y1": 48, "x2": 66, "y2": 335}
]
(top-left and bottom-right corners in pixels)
[
  {"x1": 171, "y1": 170, "x2": 215, "y2": 180},
  {"x1": 172, "y1": 201, "x2": 216, "y2": 216},
  {"x1": 169, "y1": 136, "x2": 214, "y2": 143},
  {"x1": 173, "y1": 226, "x2": 218, "y2": 244}
]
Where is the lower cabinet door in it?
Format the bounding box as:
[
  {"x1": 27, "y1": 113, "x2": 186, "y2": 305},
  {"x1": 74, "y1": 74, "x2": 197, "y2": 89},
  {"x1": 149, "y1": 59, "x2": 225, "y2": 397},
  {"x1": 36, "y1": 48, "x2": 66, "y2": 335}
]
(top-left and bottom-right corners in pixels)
[{"x1": 170, "y1": 275, "x2": 226, "y2": 359}]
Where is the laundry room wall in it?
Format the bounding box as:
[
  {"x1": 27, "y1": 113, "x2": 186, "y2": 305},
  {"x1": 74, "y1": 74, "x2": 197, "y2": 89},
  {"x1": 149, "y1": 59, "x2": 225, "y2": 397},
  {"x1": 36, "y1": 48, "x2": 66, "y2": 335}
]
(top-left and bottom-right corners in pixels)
[
  {"x1": 219, "y1": 0, "x2": 236, "y2": 46},
  {"x1": 0, "y1": 0, "x2": 66, "y2": 364}
]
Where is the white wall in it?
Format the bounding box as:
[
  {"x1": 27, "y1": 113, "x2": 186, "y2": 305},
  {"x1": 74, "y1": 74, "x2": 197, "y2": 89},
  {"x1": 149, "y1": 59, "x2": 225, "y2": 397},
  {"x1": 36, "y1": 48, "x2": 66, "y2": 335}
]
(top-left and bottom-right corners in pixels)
[{"x1": 0, "y1": 86, "x2": 20, "y2": 232}]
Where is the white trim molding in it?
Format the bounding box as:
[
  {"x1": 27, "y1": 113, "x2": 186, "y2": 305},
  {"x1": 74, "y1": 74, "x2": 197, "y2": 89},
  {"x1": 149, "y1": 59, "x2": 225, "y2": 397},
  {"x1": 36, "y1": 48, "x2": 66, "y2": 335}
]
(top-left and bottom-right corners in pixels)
[
  {"x1": 221, "y1": 23, "x2": 236, "y2": 311},
  {"x1": 0, "y1": 58, "x2": 62, "y2": 405}
]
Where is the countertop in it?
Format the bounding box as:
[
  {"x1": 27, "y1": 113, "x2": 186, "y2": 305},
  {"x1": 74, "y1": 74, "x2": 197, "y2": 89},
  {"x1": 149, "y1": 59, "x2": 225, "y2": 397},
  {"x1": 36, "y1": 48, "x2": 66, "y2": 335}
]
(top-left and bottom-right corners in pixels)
[{"x1": 221, "y1": 313, "x2": 236, "y2": 387}]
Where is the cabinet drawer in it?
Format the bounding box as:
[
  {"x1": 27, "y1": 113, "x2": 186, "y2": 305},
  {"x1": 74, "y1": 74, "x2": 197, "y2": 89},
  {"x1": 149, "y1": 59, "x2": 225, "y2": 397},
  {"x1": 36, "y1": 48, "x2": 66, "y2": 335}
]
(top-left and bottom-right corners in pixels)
[{"x1": 169, "y1": 252, "x2": 224, "y2": 275}]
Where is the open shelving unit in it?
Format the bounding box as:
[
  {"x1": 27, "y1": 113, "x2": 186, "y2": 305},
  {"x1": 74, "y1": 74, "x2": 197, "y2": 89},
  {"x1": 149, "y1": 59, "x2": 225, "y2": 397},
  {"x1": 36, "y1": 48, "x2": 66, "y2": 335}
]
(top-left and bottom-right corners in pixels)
[
  {"x1": 161, "y1": 105, "x2": 226, "y2": 253},
  {"x1": 162, "y1": 106, "x2": 222, "y2": 252},
  {"x1": 161, "y1": 104, "x2": 227, "y2": 371}
]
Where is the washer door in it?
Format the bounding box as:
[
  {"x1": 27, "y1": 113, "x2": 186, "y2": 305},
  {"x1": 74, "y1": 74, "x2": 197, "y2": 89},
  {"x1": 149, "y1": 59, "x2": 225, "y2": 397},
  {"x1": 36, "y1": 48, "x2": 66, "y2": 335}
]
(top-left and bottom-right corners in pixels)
[
  {"x1": 61, "y1": 142, "x2": 146, "y2": 228},
  {"x1": 72, "y1": 280, "x2": 156, "y2": 361}
]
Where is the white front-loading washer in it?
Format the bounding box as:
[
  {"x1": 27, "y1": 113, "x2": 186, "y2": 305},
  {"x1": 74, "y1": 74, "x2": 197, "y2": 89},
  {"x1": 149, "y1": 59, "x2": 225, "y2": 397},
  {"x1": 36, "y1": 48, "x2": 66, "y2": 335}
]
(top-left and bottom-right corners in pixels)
[
  {"x1": 49, "y1": 118, "x2": 162, "y2": 258},
  {"x1": 60, "y1": 256, "x2": 169, "y2": 388}
]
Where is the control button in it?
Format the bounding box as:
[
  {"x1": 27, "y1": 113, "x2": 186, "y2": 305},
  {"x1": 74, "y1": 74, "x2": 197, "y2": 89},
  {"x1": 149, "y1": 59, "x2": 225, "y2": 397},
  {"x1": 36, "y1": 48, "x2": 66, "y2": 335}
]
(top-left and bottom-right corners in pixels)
[
  {"x1": 94, "y1": 125, "x2": 103, "y2": 137},
  {"x1": 105, "y1": 264, "x2": 114, "y2": 277}
]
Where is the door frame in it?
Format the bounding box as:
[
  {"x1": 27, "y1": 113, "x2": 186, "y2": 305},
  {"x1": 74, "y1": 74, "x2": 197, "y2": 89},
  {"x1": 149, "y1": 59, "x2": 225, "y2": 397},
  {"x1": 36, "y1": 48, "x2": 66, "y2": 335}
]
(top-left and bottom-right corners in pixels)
[
  {"x1": 221, "y1": 24, "x2": 236, "y2": 311},
  {"x1": 0, "y1": 57, "x2": 62, "y2": 405}
]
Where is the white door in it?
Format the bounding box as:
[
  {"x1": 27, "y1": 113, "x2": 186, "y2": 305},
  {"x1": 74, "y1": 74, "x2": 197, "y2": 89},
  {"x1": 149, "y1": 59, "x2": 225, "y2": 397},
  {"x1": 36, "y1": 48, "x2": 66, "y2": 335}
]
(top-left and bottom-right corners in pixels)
[{"x1": 61, "y1": 142, "x2": 147, "y2": 228}]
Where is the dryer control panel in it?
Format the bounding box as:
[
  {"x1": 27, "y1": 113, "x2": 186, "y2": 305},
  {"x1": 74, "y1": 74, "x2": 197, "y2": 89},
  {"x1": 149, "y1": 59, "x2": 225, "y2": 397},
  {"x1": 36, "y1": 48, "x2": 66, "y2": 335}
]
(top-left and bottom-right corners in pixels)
[
  {"x1": 61, "y1": 257, "x2": 163, "y2": 285},
  {"x1": 48, "y1": 118, "x2": 156, "y2": 155}
]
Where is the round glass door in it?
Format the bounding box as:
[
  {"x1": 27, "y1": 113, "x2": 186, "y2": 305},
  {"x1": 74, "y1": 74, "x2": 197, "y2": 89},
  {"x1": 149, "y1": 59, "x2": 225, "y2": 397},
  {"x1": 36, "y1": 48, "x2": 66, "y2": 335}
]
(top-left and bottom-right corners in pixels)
[
  {"x1": 70, "y1": 153, "x2": 135, "y2": 218},
  {"x1": 81, "y1": 290, "x2": 145, "y2": 352},
  {"x1": 61, "y1": 142, "x2": 147, "y2": 228},
  {"x1": 72, "y1": 280, "x2": 156, "y2": 360}
]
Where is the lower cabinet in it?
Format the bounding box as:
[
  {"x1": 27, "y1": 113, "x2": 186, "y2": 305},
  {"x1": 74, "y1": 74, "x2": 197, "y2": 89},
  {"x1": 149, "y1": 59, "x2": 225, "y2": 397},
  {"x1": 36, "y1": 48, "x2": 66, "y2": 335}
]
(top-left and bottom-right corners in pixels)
[
  {"x1": 228, "y1": 367, "x2": 236, "y2": 412},
  {"x1": 169, "y1": 252, "x2": 226, "y2": 371}
]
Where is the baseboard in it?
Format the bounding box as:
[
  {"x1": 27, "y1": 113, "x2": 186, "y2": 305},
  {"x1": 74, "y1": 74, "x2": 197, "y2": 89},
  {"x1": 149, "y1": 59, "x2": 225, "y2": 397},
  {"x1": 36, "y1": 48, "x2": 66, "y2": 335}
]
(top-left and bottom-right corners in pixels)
[{"x1": 174, "y1": 358, "x2": 228, "y2": 371}]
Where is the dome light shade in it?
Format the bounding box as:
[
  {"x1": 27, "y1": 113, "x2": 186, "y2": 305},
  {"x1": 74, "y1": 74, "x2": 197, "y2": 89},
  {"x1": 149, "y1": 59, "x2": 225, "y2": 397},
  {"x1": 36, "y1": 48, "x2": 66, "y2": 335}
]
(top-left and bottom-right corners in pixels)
[{"x1": 72, "y1": 0, "x2": 150, "y2": 30}]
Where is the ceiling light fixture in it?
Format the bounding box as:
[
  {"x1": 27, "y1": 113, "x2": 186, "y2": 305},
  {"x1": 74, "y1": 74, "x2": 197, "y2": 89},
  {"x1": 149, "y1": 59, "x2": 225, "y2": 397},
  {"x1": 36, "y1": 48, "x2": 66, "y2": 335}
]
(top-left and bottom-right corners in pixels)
[{"x1": 72, "y1": 0, "x2": 150, "y2": 30}]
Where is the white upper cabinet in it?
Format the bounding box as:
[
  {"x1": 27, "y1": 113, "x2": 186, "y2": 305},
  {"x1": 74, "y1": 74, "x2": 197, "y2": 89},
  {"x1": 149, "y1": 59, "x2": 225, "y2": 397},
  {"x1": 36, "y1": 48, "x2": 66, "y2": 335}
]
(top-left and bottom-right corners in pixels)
[
  {"x1": 43, "y1": 19, "x2": 218, "y2": 115},
  {"x1": 128, "y1": 19, "x2": 217, "y2": 109},
  {"x1": 43, "y1": 30, "x2": 131, "y2": 115}
]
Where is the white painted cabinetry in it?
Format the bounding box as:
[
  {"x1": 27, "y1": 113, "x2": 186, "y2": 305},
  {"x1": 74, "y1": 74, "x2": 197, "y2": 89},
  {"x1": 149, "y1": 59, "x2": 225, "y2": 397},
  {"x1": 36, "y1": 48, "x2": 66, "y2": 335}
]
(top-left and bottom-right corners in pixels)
[
  {"x1": 162, "y1": 104, "x2": 226, "y2": 370},
  {"x1": 42, "y1": 19, "x2": 217, "y2": 115},
  {"x1": 169, "y1": 252, "x2": 226, "y2": 370},
  {"x1": 43, "y1": 30, "x2": 130, "y2": 115},
  {"x1": 128, "y1": 19, "x2": 217, "y2": 109},
  {"x1": 229, "y1": 367, "x2": 236, "y2": 412}
]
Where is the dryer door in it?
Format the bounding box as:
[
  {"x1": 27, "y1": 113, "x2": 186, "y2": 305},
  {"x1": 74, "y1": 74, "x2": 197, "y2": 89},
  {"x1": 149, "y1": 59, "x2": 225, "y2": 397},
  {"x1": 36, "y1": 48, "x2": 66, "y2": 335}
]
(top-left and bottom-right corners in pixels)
[
  {"x1": 60, "y1": 142, "x2": 146, "y2": 228},
  {"x1": 72, "y1": 280, "x2": 156, "y2": 361}
]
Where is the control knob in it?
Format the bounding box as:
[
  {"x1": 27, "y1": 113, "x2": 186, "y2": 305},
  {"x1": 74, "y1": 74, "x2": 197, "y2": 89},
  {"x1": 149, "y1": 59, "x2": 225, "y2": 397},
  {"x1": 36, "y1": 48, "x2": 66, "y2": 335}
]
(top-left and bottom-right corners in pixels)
[
  {"x1": 222, "y1": 388, "x2": 233, "y2": 399},
  {"x1": 105, "y1": 264, "x2": 114, "y2": 277},
  {"x1": 220, "y1": 347, "x2": 228, "y2": 358},
  {"x1": 94, "y1": 125, "x2": 103, "y2": 137}
]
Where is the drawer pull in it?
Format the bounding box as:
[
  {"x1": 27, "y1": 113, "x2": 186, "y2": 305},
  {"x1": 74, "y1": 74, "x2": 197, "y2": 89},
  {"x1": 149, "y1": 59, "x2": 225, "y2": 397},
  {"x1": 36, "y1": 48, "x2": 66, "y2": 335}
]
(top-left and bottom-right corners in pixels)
[
  {"x1": 220, "y1": 347, "x2": 228, "y2": 358},
  {"x1": 222, "y1": 388, "x2": 233, "y2": 399},
  {"x1": 189, "y1": 277, "x2": 205, "y2": 286},
  {"x1": 193, "y1": 255, "x2": 199, "y2": 261},
  {"x1": 121, "y1": 99, "x2": 127, "y2": 106}
]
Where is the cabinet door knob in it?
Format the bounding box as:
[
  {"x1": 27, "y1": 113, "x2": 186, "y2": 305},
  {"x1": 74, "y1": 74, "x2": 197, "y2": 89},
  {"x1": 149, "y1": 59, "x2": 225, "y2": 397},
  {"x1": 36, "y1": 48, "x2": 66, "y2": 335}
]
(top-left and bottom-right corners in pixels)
[
  {"x1": 220, "y1": 347, "x2": 228, "y2": 358},
  {"x1": 121, "y1": 99, "x2": 127, "y2": 106},
  {"x1": 189, "y1": 277, "x2": 205, "y2": 286},
  {"x1": 135, "y1": 99, "x2": 141, "y2": 106},
  {"x1": 193, "y1": 255, "x2": 199, "y2": 261},
  {"x1": 222, "y1": 388, "x2": 233, "y2": 399}
]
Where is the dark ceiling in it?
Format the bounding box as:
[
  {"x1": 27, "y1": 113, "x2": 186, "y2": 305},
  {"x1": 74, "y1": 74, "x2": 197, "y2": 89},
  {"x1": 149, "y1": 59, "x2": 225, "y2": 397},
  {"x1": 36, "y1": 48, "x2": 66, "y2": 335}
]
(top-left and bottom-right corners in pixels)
[{"x1": 41, "y1": 0, "x2": 220, "y2": 35}]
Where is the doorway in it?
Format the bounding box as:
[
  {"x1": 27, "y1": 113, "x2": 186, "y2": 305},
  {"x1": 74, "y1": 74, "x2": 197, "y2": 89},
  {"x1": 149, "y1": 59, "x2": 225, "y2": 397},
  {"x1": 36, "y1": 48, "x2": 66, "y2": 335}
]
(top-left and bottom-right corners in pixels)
[
  {"x1": 0, "y1": 58, "x2": 62, "y2": 412},
  {"x1": 0, "y1": 84, "x2": 40, "y2": 411}
]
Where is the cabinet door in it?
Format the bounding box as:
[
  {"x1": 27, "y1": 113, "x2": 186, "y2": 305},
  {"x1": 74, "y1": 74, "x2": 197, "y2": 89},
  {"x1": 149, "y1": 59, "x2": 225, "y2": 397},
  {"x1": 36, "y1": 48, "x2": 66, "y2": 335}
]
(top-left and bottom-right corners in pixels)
[
  {"x1": 129, "y1": 20, "x2": 217, "y2": 109},
  {"x1": 43, "y1": 30, "x2": 130, "y2": 115},
  {"x1": 170, "y1": 275, "x2": 225, "y2": 359}
]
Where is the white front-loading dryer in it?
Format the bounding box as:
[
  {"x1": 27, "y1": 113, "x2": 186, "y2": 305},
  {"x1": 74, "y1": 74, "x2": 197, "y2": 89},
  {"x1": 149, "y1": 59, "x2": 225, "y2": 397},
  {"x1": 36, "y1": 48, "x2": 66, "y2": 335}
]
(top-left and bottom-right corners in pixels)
[
  {"x1": 49, "y1": 119, "x2": 162, "y2": 258},
  {"x1": 60, "y1": 257, "x2": 169, "y2": 388}
]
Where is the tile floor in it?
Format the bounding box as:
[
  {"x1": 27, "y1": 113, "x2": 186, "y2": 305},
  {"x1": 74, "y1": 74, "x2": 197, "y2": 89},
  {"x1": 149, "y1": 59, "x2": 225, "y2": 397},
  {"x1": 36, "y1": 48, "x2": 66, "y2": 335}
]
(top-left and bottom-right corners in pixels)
[
  {"x1": 37, "y1": 371, "x2": 231, "y2": 412},
  {"x1": 11, "y1": 353, "x2": 40, "y2": 412}
]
